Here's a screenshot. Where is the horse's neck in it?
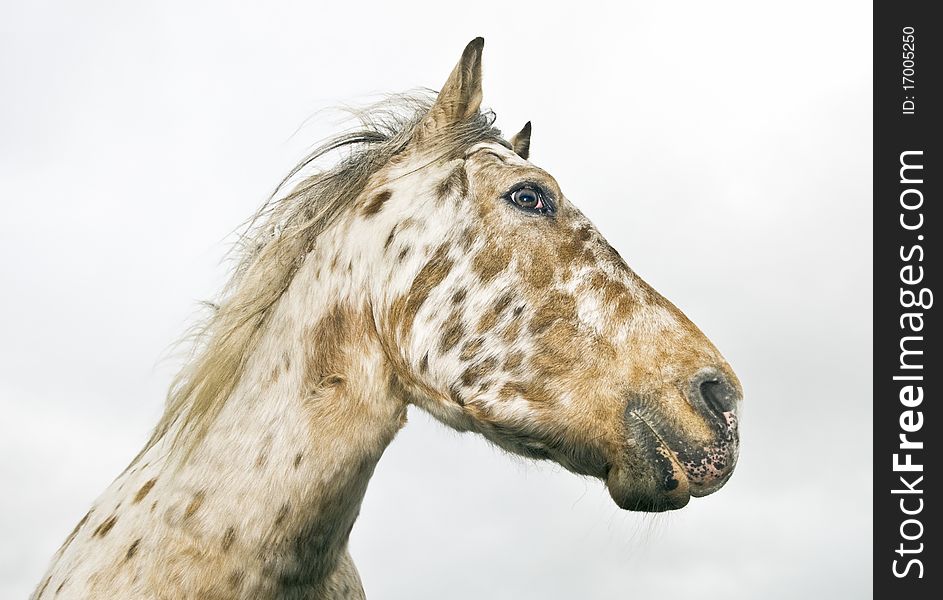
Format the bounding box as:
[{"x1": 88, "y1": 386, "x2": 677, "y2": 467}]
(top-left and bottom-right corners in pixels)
[{"x1": 41, "y1": 259, "x2": 407, "y2": 599}]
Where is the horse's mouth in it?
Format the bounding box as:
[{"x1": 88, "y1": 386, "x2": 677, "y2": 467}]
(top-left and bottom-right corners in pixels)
[
  {"x1": 605, "y1": 412, "x2": 692, "y2": 512},
  {"x1": 606, "y1": 409, "x2": 739, "y2": 512}
]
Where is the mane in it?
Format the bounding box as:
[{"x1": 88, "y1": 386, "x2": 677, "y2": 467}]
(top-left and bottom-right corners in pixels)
[{"x1": 148, "y1": 92, "x2": 503, "y2": 458}]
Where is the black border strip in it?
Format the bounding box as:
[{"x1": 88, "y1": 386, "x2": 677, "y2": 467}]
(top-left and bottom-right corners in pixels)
[{"x1": 875, "y1": 2, "x2": 939, "y2": 595}]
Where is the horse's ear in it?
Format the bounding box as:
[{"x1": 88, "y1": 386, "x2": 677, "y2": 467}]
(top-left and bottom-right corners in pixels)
[
  {"x1": 510, "y1": 121, "x2": 532, "y2": 159},
  {"x1": 418, "y1": 37, "x2": 484, "y2": 137}
]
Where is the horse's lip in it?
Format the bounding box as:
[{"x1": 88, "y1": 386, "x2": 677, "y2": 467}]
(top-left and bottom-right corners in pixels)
[
  {"x1": 629, "y1": 410, "x2": 691, "y2": 489},
  {"x1": 689, "y1": 468, "x2": 735, "y2": 497},
  {"x1": 631, "y1": 409, "x2": 737, "y2": 498}
]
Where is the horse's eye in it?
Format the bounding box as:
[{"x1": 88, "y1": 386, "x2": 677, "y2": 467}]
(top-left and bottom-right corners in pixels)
[{"x1": 506, "y1": 184, "x2": 554, "y2": 215}]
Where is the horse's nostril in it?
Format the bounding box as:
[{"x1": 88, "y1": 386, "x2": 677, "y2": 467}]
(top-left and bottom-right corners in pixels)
[
  {"x1": 700, "y1": 379, "x2": 732, "y2": 414},
  {"x1": 692, "y1": 371, "x2": 739, "y2": 418}
]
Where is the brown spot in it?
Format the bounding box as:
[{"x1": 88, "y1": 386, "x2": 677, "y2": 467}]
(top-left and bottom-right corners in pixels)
[
  {"x1": 499, "y1": 380, "x2": 554, "y2": 405},
  {"x1": 532, "y1": 323, "x2": 582, "y2": 378},
  {"x1": 222, "y1": 526, "x2": 237, "y2": 552},
  {"x1": 590, "y1": 334, "x2": 618, "y2": 361},
  {"x1": 472, "y1": 243, "x2": 511, "y2": 283},
  {"x1": 493, "y1": 293, "x2": 513, "y2": 315},
  {"x1": 397, "y1": 246, "x2": 410, "y2": 262},
  {"x1": 576, "y1": 224, "x2": 593, "y2": 242},
  {"x1": 501, "y1": 317, "x2": 523, "y2": 345},
  {"x1": 477, "y1": 293, "x2": 514, "y2": 333},
  {"x1": 322, "y1": 374, "x2": 345, "y2": 386},
  {"x1": 274, "y1": 503, "x2": 290, "y2": 527},
  {"x1": 419, "y1": 352, "x2": 429, "y2": 374},
  {"x1": 133, "y1": 479, "x2": 156, "y2": 504},
  {"x1": 503, "y1": 351, "x2": 525, "y2": 371},
  {"x1": 460, "y1": 337, "x2": 485, "y2": 362},
  {"x1": 125, "y1": 538, "x2": 141, "y2": 560},
  {"x1": 362, "y1": 190, "x2": 392, "y2": 216},
  {"x1": 558, "y1": 232, "x2": 586, "y2": 265},
  {"x1": 529, "y1": 292, "x2": 577, "y2": 335},
  {"x1": 55, "y1": 578, "x2": 67, "y2": 595},
  {"x1": 93, "y1": 514, "x2": 118, "y2": 537},
  {"x1": 398, "y1": 217, "x2": 419, "y2": 233},
  {"x1": 255, "y1": 453, "x2": 267, "y2": 469},
  {"x1": 184, "y1": 490, "x2": 206, "y2": 519},
  {"x1": 293, "y1": 453, "x2": 304, "y2": 468},
  {"x1": 227, "y1": 571, "x2": 245, "y2": 590},
  {"x1": 521, "y1": 260, "x2": 554, "y2": 289},
  {"x1": 303, "y1": 306, "x2": 360, "y2": 391},
  {"x1": 590, "y1": 272, "x2": 637, "y2": 319},
  {"x1": 461, "y1": 356, "x2": 498, "y2": 387},
  {"x1": 459, "y1": 227, "x2": 476, "y2": 252},
  {"x1": 451, "y1": 289, "x2": 467, "y2": 305},
  {"x1": 476, "y1": 309, "x2": 500, "y2": 334},
  {"x1": 384, "y1": 225, "x2": 397, "y2": 250},
  {"x1": 150, "y1": 501, "x2": 157, "y2": 512},
  {"x1": 439, "y1": 316, "x2": 465, "y2": 353},
  {"x1": 390, "y1": 248, "x2": 454, "y2": 337},
  {"x1": 449, "y1": 385, "x2": 465, "y2": 406}
]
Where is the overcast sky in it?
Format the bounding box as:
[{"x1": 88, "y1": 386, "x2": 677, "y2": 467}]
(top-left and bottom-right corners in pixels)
[{"x1": 0, "y1": 1, "x2": 871, "y2": 598}]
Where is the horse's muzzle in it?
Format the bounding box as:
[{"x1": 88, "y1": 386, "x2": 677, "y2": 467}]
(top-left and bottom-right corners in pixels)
[{"x1": 607, "y1": 368, "x2": 741, "y2": 512}]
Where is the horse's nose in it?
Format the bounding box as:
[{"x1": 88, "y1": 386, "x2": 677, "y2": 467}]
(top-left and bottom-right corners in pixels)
[{"x1": 689, "y1": 369, "x2": 741, "y2": 426}]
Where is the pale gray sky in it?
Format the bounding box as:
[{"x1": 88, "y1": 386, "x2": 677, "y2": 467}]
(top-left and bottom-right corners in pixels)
[{"x1": 0, "y1": 1, "x2": 871, "y2": 598}]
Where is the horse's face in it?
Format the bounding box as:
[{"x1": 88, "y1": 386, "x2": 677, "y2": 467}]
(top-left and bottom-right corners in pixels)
[{"x1": 371, "y1": 39, "x2": 740, "y2": 512}]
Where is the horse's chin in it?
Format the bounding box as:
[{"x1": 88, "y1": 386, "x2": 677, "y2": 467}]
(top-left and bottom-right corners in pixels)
[{"x1": 605, "y1": 454, "x2": 692, "y2": 513}]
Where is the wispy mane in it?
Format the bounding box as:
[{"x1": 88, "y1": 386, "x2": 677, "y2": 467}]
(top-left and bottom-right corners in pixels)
[{"x1": 148, "y1": 92, "x2": 503, "y2": 458}]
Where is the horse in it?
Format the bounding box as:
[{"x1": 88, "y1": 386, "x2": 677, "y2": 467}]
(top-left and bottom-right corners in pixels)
[{"x1": 32, "y1": 37, "x2": 742, "y2": 599}]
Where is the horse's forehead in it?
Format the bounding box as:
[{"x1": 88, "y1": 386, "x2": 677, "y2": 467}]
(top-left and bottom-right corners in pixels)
[{"x1": 465, "y1": 141, "x2": 528, "y2": 166}]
